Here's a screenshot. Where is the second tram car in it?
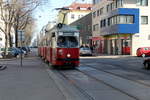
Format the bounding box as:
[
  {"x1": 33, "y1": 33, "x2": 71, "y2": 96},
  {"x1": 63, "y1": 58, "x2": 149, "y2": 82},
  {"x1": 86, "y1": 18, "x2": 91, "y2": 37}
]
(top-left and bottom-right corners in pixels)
[{"x1": 38, "y1": 24, "x2": 80, "y2": 68}]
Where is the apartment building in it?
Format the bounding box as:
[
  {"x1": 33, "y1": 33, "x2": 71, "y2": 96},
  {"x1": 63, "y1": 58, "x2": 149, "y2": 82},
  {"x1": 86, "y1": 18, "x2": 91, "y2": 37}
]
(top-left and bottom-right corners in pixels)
[
  {"x1": 70, "y1": 13, "x2": 92, "y2": 45},
  {"x1": 92, "y1": 0, "x2": 150, "y2": 56},
  {"x1": 58, "y1": 2, "x2": 92, "y2": 25}
]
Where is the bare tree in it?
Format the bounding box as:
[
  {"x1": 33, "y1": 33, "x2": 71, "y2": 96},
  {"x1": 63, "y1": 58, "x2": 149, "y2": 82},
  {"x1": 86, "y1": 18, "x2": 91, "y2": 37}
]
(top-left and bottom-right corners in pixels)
[
  {"x1": 0, "y1": 0, "x2": 17, "y2": 56},
  {"x1": 13, "y1": 0, "x2": 40, "y2": 47},
  {"x1": 23, "y1": 16, "x2": 36, "y2": 46},
  {"x1": 0, "y1": 0, "x2": 40, "y2": 57}
]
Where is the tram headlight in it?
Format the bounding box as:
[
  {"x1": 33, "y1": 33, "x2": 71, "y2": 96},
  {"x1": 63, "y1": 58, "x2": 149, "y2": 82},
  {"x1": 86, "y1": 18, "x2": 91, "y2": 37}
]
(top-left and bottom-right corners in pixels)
[
  {"x1": 67, "y1": 54, "x2": 71, "y2": 58},
  {"x1": 58, "y1": 49, "x2": 63, "y2": 55}
]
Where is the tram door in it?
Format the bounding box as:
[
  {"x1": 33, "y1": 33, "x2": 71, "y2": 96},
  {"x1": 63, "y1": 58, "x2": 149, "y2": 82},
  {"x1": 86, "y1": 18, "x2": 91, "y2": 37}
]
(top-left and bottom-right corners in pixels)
[{"x1": 51, "y1": 33, "x2": 56, "y2": 64}]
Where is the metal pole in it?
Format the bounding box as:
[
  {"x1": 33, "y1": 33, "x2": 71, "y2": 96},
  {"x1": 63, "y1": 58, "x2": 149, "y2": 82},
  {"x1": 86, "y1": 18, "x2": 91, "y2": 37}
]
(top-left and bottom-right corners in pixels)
[{"x1": 20, "y1": 31, "x2": 23, "y2": 67}]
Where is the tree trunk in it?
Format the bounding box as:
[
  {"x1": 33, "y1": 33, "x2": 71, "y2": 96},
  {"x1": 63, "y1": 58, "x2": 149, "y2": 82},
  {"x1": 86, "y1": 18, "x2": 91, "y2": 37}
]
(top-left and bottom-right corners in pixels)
[
  {"x1": 8, "y1": 23, "x2": 13, "y2": 47},
  {"x1": 15, "y1": 14, "x2": 19, "y2": 47},
  {"x1": 14, "y1": 25, "x2": 18, "y2": 47},
  {"x1": 4, "y1": 33, "x2": 8, "y2": 58}
]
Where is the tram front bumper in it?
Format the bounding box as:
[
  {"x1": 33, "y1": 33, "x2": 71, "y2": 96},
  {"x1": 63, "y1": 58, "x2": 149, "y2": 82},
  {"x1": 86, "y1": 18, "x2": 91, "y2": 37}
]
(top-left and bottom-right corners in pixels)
[{"x1": 56, "y1": 58, "x2": 79, "y2": 66}]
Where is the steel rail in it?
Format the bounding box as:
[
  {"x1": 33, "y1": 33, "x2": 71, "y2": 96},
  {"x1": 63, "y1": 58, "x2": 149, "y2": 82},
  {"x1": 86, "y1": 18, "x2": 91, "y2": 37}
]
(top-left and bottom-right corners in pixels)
[
  {"x1": 57, "y1": 70, "x2": 95, "y2": 100},
  {"x1": 83, "y1": 62, "x2": 150, "y2": 87},
  {"x1": 75, "y1": 67, "x2": 140, "y2": 100}
]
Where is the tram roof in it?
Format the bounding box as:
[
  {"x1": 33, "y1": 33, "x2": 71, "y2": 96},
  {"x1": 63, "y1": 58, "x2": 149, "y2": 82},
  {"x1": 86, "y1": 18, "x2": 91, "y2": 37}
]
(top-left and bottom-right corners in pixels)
[{"x1": 53, "y1": 24, "x2": 79, "y2": 33}]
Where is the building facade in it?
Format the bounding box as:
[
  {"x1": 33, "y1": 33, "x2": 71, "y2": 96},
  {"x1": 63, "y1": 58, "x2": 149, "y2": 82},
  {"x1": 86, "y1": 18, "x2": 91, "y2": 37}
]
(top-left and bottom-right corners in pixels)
[
  {"x1": 0, "y1": 32, "x2": 5, "y2": 48},
  {"x1": 92, "y1": 0, "x2": 150, "y2": 56},
  {"x1": 58, "y1": 2, "x2": 92, "y2": 25},
  {"x1": 70, "y1": 13, "x2": 92, "y2": 46}
]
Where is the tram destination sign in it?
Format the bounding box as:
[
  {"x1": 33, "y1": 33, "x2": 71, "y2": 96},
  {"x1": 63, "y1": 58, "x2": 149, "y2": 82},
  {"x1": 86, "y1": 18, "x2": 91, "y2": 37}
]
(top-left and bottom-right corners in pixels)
[{"x1": 63, "y1": 32, "x2": 74, "y2": 36}]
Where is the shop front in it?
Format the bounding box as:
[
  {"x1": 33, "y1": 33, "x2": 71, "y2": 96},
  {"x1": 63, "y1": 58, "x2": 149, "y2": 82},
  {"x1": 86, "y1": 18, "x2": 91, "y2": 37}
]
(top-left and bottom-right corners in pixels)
[
  {"x1": 104, "y1": 34, "x2": 131, "y2": 55},
  {"x1": 92, "y1": 37, "x2": 104, "y2": 54}
]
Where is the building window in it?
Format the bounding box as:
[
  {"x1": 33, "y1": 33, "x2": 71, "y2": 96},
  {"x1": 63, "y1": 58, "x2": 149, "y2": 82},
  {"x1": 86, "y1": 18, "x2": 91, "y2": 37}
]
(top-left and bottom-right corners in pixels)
[
  {"x1": 107, "y1": 4, "x2": 110, "y2": 12},
  {"x1": 116, "y1": 0, "x2": 123, "y2": 8},
  {"x1": 107, "y1": 15, "x2": 134, "y2": 26},
  {"x1": 141, "y1": 16, "x2": 148, "y2": 24},
  {"x1": 126, "y1": 16, "x2": 134, "y2": 24},
  {"x1": 93, "y1": 24, "x2": 99, "y2": 31},
  {"x1": 118, "y1": 15, "x2": 127, "y2": 24},
  {"x1": 71, "y1": 14, "x2": 74, "y2": 19},
  {"x1": 97, "y1": 10, "x2": 100, "y2": 16},
  {"x1": 108, "y1": 18, "x2": 110, "y2": 26},
  {"x1": 93, "y1": 11, "x2": 96, "y2": 18},
  {"x1": 148, "y1": 35, "x2": 150, "y2": 40},
  {"x1": 93, "y1": 0, "x2": 101, "y2": 5},
  {"x1": 77, "y1": 7, "x2": 80, "y2": 10},
  {"x1": 88, "y1": 25, "x2": 91, "y2": 31},
  {"x1": 100, "y1": 7, "x2": 104, "y2": 15},
  {"x1": 78, "y1": 15, "x2": 81, "y2": 19},
  {"x1": 100, "y1": 19, "x2": 106, "y2": 28},
  {"x1": 87, "y1": 7, "x2": 91, "y2": 10},
  {"x1": 93, "y1": 25, "x2": 95, "y2": 31},
  {"x1": 0, "y1": 37, "x2": 2, "y2": 41},
  {"x1": 137, "y1": 0, "x2": 148, "y2": 6},
  {"x1": 110, "y1": 2, "x2": 115, "y2": 10},
  {"x1": 117, "y1": 15, "x2": 134, "y2": 24}
]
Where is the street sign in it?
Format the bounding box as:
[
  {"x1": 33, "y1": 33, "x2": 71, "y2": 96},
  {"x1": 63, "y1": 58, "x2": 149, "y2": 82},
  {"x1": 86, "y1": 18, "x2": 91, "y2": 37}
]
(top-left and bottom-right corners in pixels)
[{"x1": 18, "y1": 30, "x2": 25, "y2": 42}]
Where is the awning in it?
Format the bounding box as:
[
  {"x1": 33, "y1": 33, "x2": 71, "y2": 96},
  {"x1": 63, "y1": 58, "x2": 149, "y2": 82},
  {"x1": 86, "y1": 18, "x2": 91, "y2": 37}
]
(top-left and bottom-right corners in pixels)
[{"x1": 92, "y1": 37, "x2": 102, "y2": 41}]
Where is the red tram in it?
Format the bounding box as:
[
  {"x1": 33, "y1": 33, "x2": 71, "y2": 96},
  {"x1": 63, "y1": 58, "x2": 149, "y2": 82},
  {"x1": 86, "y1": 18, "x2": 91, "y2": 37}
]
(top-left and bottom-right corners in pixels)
[{"x1": 38, "y1": 24, "x2": 80, "y2": 67}]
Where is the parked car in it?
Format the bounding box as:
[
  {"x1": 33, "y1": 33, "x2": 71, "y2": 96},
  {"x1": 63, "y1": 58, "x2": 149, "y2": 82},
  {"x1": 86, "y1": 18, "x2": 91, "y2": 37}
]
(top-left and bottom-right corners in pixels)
[
  {"x1": 80, "y1": 47, "x2": 92, "y2": 56},
  {"x1": 18, "y1": 46, "x2": 31, "y2": 55},
  {"x1": 136, "y1": 47, "x2": 150, "y2": 57},
  {"x1": 1, "y1": 47, "x2": 22, "y2": 57}
]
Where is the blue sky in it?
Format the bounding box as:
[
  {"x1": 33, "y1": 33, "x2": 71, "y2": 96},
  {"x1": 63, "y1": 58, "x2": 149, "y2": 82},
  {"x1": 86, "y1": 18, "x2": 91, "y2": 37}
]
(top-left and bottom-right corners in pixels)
[{"x1": 32, "y1": 0, "x2": 92, "y2": 40}]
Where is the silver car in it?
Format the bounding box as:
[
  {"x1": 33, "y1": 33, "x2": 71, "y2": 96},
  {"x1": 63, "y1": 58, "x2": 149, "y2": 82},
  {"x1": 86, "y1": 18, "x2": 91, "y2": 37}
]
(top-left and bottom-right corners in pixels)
[{"x1": 80, "y1": 47, "x2": 92, "y2": 56}]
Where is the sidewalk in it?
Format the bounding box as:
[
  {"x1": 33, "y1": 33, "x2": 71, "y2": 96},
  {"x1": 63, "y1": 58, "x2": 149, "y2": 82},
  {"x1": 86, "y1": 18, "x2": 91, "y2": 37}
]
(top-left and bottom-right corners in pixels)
[{"x1": 0, "y1": 57, "x2": 66, "y2": 100}]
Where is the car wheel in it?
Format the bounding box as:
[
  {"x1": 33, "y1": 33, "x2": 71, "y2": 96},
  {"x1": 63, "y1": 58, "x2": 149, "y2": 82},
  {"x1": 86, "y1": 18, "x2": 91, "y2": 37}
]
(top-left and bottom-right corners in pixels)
[{"x1": 144, "y1": 62, "x2": 150, "y2": 69}]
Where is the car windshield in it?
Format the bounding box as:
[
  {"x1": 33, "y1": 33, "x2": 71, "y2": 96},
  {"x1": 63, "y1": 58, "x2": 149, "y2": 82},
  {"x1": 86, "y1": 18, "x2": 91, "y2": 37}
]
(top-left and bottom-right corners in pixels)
[
  {"x1": 57, "y1": 36, "x2": 78, "y2": 48},
  {"x1": 144, "y1": 48, "x2": 150, "y2": 50}
]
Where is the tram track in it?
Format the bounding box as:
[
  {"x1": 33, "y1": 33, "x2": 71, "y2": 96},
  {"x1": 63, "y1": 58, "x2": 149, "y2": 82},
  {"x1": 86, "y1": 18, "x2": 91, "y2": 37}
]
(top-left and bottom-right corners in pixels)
[
  {"x1": 57, "y1": 68, "x2": 140, "y2": 100},
  {"x1": 92, "y1": 61, "x2": 150, "y2": 76},
  {"x1": 82, "y1": 62, "x2": 150, "y2": 88},
  {"x1": 75, "y1": 67, "x2": 140, "y2": 100},
  {"x1": 57, "y1": 70, "x2": 95, "y2": 100}
]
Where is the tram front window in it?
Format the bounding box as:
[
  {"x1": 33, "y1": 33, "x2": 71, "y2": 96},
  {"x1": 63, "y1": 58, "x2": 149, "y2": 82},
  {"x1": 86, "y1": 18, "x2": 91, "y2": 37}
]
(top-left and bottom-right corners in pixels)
[{"x1": 57, "y1": 36, "x2": 78, "y2": 48}]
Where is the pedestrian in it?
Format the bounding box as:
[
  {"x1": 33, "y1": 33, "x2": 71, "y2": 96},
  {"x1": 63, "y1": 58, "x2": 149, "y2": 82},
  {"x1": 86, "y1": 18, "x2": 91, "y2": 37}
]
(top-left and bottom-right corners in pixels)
[
  {"x1": 90, "y1": 46, "x2": 93, "y2": 53},
  {"x1": 115, "y1": 47, "x2": 118, "y2": 55}
]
